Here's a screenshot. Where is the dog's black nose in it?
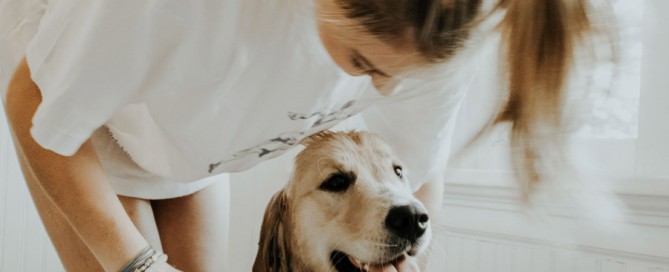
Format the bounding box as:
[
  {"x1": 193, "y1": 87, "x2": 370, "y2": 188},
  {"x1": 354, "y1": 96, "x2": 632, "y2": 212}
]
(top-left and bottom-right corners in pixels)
[{"x1": 385, "y1": 205, "x2": 429, "y2": 241}]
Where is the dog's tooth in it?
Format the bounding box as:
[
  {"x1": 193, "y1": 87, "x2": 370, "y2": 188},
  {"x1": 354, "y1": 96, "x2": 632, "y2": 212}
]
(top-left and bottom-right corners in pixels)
[{"x1": 348, "y1": 256, "x2": 365, "y2": 269}]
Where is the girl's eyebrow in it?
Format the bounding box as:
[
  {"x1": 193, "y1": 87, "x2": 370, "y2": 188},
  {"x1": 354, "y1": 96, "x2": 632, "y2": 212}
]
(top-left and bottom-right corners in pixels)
[{"x1": 353, "y1": 50, "x2": 391, "y2": 77}]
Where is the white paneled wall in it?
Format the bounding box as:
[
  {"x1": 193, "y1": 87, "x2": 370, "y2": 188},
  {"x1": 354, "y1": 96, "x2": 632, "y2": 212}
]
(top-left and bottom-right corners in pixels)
[
  {"x1": 433, "y1": 171, "x2": 669, "y2": 272},
  {"x1": 431, "y1": 229, "x2": 669, "y2": 272},
  {"x1": 435, "y1": 232, "x2": 669, "y2": 272}
]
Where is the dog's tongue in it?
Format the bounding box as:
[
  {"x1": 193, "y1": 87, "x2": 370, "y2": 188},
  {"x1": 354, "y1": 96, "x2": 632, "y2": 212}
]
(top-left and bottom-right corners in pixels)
[
  {"x1": 347, "y1": 253, "x2": 411, "y2": 270},
  {"x1": 348, "y1": 256, "x2": 365, "y2": 269}
]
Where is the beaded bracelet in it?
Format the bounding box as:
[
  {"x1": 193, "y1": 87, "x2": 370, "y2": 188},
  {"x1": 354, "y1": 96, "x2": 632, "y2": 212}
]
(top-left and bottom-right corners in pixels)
[
  {"x1": 120, "y1": 246, "x2": 168, "y2": 272},
  {"x1": 120, "y1": 246, "x2": 153, "y2": 272},
  {"x1": 136, "y1": 251, "x2": 168, "y2": 272}
]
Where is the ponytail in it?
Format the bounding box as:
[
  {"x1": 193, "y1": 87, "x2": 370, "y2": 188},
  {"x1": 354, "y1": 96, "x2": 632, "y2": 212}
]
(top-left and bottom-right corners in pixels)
[
  {"x1": 337, "y1": 0, "x2": 593, "y2": 198},
  {"x1": 496, "y1": 0, "x2": 590, "y2": 197}
]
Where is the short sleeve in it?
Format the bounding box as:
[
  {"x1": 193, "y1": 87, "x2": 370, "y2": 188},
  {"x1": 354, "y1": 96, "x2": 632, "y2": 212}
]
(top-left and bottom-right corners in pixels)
[
  {"x1": 25, "y1": 0, "x2": 240, "y2": 156},
  {"x1": 361, "y1": 86, "x2": 468, "y2": 191}
]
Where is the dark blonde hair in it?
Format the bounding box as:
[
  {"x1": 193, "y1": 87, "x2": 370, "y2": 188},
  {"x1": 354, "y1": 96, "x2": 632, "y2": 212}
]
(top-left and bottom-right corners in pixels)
[{"x1": 338, "y1": 0, "x2": 591, "y2": 196}]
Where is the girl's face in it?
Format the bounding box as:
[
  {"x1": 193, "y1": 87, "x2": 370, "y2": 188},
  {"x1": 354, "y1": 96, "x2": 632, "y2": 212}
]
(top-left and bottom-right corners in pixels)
[{"x1": 315, "y1": 1, "x2": 422, "y2": 94}]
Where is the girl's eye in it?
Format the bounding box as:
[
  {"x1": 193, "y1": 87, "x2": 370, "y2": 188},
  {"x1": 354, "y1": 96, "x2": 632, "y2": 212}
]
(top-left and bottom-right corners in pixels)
[
  {"x1": 352, "y1": 56, "x2": 364, "y2": 70},
  {"x1": 351, "y1": 56, "x2": 379, "y2": 76},
  {"x1": 393, "y1": 166, "x2": 403, "y2": 179},
  {"x1": 320, "y1": 172, "x2": 355, "y2": 192},
  {"x1": 366, "y1": 69, "x2": 382, "y2": 76}
]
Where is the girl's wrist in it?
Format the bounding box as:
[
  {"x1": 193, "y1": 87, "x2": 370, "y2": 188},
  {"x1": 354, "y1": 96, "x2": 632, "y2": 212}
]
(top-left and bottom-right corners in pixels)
[{"x1": 119, "y1": 245, "x2": 168, "y2": 272}]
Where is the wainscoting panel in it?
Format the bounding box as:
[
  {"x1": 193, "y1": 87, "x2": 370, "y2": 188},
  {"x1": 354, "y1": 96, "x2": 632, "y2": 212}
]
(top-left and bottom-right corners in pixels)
[
  {"x1": 429, "y1": 230, "x2": 669, "y2": 272},
  {"x1": 430, "y1": 171, "x2": 669, "y2": 272}
]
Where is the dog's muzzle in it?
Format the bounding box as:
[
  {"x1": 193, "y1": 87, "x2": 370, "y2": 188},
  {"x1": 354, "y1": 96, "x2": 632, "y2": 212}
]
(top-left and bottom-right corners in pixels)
[{"x1": 329, "y1": 205, "x2": 430, "y2": 272}]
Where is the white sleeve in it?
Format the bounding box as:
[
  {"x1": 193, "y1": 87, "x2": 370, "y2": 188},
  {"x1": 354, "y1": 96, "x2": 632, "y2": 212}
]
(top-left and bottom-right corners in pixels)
[
  {"x1": 24, "y1": 0, "x2": 239, "y2": 156},
  {"x1": 362, "y1": 88, "x2": 467, "y2": 191}
]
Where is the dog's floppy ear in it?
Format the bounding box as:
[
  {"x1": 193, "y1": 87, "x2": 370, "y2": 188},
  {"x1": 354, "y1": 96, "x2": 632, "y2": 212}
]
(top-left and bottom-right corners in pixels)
[{"x1": 253, "y1": 190, "x2": 291, "y2": 272}]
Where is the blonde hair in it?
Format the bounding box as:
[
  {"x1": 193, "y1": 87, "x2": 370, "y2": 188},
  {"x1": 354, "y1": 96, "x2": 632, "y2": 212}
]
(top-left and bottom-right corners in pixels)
[
  {"x1": 495, "y1": 0, "x2": 590, "y2": 195},
  {"x1": 338, "y1": 0, "x2": 592, "y2": 196}
]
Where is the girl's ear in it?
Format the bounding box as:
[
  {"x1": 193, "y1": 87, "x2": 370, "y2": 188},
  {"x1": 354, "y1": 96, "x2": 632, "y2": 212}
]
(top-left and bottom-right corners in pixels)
[{"x1": 253, "y1": 190, "x2": 290, "y2": 272}]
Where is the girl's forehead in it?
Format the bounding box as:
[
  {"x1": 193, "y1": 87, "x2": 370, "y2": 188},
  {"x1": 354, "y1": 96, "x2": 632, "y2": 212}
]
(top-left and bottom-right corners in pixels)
[{"x1": 316, "y1": 10, "x2": 426, "y2": 86}]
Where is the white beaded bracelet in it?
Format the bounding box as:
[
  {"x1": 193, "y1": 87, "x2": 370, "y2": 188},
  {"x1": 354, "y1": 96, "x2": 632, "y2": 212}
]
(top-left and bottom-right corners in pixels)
[
  {"x1": 136, "y1": 251, "x2": 168, "y2": 272},
  {"x1": 120, "y1": 246, "x2": 168, "y2": 272},
  {"x1": 121, "y1": 246, "x2": 153, "y2": 272}
]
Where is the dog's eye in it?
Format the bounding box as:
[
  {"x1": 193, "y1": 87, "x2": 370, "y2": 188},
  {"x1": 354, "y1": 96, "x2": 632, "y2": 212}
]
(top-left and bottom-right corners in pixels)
[
  {"x1": 393, "y1": 166, "x2": 403, "y2": 179},
  {"x1": 320, "y1": 172, "x2": 354, "y2": 192}
]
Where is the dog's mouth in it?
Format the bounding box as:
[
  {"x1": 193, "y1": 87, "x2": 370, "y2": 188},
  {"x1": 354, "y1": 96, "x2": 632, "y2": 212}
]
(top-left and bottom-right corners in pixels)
[{"x1": 330, "y1": 250, "x2": 408, "y2": 272}]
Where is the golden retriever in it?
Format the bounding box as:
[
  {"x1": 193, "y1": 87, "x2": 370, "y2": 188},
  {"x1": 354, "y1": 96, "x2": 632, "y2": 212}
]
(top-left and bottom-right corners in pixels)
[{"x1": 253, "y1": 131, "x2": 431, "y2": 272}]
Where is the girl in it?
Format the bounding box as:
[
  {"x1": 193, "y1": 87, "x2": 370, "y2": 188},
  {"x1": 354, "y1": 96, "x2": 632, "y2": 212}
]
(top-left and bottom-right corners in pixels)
[{"x1": 3, "y1": 0, "x2": 590, "y2": 271}]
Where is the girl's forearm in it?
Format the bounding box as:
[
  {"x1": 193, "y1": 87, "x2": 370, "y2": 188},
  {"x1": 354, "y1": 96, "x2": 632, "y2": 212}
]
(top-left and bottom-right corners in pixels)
[{"x1": 5, "y1": 59, "x2": 149, "y2": 271}]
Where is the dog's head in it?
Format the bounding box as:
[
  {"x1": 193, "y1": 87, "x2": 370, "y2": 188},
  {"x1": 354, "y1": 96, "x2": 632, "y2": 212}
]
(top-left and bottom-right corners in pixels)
[{"x1": 253, "y1": 131, "x2": 431, "y2": 272}]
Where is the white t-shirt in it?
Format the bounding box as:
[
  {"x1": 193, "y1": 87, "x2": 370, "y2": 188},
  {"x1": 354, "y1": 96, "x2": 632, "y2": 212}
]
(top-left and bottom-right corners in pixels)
[{"x1": 19, "y1": 0, "x2": 476, "y2": 191}]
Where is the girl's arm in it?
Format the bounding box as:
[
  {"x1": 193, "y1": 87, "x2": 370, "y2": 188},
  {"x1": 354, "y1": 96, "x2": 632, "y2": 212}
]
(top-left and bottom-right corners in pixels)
[
  {"x1": 413, "y1": 177, "x2": 445, "y2": 271},
  {"x1": 5, "y1": 59, "x2": 149, "y2": 271},
  {"x1": 414, "y1": 177, "x2": 445, "y2": 222}
]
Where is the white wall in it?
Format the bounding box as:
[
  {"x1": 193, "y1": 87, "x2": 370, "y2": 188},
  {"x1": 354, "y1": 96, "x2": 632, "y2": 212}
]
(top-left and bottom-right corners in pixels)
[{"x1": 636, "y1": 0, "x2": 669, "y2": 176}]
